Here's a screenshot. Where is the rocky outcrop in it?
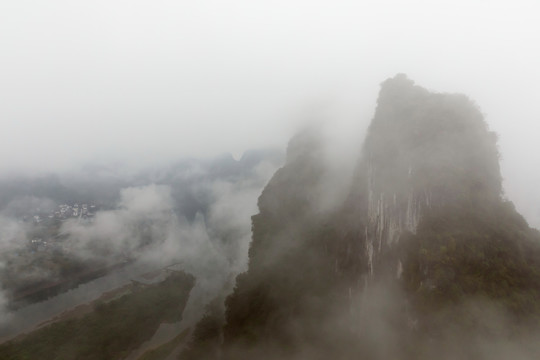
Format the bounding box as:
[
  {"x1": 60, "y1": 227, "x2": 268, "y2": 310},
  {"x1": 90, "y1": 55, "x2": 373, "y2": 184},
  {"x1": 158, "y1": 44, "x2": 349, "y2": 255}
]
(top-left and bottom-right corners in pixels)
[{"x1": 188, "y1": 75, "x2": 540, "y2": 360}]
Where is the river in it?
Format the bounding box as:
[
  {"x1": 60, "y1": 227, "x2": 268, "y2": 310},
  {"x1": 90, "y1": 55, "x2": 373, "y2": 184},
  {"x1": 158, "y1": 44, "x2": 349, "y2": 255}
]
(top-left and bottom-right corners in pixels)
[{"x1": 0, "y1": 260, "x2": 161, "y2": 341}]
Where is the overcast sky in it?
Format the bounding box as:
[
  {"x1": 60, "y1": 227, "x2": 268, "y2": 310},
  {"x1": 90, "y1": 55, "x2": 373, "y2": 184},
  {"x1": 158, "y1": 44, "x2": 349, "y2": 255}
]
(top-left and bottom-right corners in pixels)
[{"x1": 0, "y1": 0, "x2": 539, "y2": 226}]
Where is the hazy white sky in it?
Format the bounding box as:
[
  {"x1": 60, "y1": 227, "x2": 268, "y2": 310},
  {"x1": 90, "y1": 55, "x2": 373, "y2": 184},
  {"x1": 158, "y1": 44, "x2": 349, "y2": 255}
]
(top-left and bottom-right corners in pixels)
[{"x1": 1, "y1": 0, "x2": 539, "y2": 225}]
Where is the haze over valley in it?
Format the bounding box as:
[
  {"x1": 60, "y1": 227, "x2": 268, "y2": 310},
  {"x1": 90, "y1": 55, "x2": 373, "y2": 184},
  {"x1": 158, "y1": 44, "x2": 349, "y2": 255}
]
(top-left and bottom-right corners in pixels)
[{"x1": 0, "y1": 1, "x2": 539, "y2": 359}]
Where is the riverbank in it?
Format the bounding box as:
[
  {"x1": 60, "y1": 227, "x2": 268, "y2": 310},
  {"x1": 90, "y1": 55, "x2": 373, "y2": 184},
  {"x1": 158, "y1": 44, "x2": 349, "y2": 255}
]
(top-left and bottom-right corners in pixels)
[
  {"x1": 9, "y1": 260, "x2": 132, "y2": 309},
  {"x1": 0, "y1": 271, "x2": 195, "y2": 359},
  {"x1": 0, "y1": 261, "x2": 169, "y2": 342},
  {"x1": 4, "y1": 283, "x2": 134, "y2": 344}
]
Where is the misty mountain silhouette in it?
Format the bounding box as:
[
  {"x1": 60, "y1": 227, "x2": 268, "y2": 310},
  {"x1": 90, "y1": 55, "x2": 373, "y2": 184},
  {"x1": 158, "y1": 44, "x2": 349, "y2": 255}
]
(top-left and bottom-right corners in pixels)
[{"x1": 183, "y1": 75, "x2": 540, "y2": 360}]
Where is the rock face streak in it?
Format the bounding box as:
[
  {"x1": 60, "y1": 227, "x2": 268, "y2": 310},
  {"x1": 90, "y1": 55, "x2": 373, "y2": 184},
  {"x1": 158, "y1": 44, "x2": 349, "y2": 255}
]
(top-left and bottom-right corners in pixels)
[{"x1": 365, "y1": 162, "x2": 425, "y2": 277}]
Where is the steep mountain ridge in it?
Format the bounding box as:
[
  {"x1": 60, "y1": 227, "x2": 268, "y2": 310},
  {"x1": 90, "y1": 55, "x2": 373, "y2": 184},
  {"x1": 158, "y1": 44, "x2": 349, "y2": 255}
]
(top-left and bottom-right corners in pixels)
[
  {"x1": 358, "y1": 74, "x2": 502, "y2": 279},
  {"x1": 183, "y1": 75, "x2": 540, "y2": 360}
]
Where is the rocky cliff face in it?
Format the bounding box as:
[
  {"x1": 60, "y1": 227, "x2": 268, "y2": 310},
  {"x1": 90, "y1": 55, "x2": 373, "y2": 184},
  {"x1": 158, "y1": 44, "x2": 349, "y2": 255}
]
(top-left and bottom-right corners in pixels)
[
  {"x1": 358, "y1": 74, "x2": 502, "y2": 279},
  {"x1": 184, "y1": 75, "x2": 540, "y2": 360}
]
